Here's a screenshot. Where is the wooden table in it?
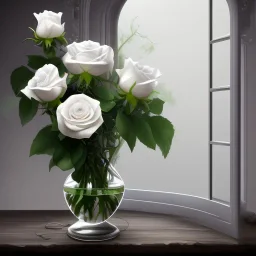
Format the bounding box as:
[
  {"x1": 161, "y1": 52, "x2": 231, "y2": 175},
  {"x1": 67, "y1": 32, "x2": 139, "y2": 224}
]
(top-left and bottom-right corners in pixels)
[{"x1": 0, "y1": 210, "x2": 255, "y2": 254}]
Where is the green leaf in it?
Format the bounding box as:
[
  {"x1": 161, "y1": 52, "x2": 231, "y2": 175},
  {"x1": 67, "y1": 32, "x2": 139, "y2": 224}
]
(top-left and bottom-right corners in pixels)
[
  {"x1": 116, "y1": 110, "x2": 136, "y2": 151},
  {"x1": 28, "y1": 27, "x2": 38, "y2": 39},
  {"x1": 11, "y1": 66, "x2": 34, "y2": 97},
  {"x1": 100, "y1": 101, "x2": 116, "y2": 112},
  {"x1": 125, "y1": 94, "x2": 138, "y2": 114},
  {"x1": 81, "y1": 72, "x2": 92, "y2": 85},
  {"x1": 148, "y1": 98, "x2": 165, "y2": 115},
  {"x1": 70, "y1": 143, "x2": 86, "y2": 170},
  {"x1": 43, "y1": 46, "x2": 55, "y2": 58},
  {"x1": 110, "y1": 70, "x2": 119, "y2": 85},
  {"x1": 77, "y1": 76, "x2": 85, "y2": 87},
  {"x1": 141, "y1": 101, "x2": 150, "y2": 113},
  {"x1": 19, "y1": 96, "x2": 38, "y2": 126},
  {"x1": 58, "y1": 133, "x2": 66, "y2": 141},
  {"x1": 92, "y1": 85, "x2": 114, "y2": 100},
  {"x1": 30, "y1": 125, "x2": 59, "y2": 156},
  {"x1": 50, "y1": 116, "x2": 59, "y2": 131},
  {"x1": 47, "y1": 98, "x2": 61, "y2": 109},
  {"x1": 66, "y1": 74, "x2": 79, "y2": 86},
  {"x1": 103, "y1": 114, "x2": 115, "y2": 130},
  {"x1": 71, "y1": 168, "x2": 84, "y2": 183},
  {"x1": 44, "y1": 38, "x2": 53, "y2": 48},
  {"x1": 27, "y1": 55, "x2": 49, "y2": 70},
  {"x1": 55, "y1": 36, "x2": 68, "y2": 45},
  {"x1": 129, "y1": 82, "x2": 136, "y2": 94},
  {"x1": 49, "y1": 158, "x2": 55, "y2": 172},
  {"x1": 147, "y1": 116, "x2": 175, "y2": 158},
  {"x1": 132, "y1": 116, "x2": 156, "y2": 150},
  {"x1": 53, "y1": 143, "x2": 73, "y2": 171}
]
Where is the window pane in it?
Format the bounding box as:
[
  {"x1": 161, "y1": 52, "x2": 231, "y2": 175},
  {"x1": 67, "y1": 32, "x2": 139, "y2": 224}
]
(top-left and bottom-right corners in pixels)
[
  {"x1": 212, "y1": 40, "x2": 230, "y2": 87},
  {"x1": 117, "y1": 0, "x2": 209, "y2": 198},
  {"x1": 212, "y1": 145, "x2": 230, "y2": 203},
  {"x1": 212, "y1": 91, "x2": 230, "y2": 142},
  {"x1": 212, "y1": 0, "x2": 230, "y2": 39}
]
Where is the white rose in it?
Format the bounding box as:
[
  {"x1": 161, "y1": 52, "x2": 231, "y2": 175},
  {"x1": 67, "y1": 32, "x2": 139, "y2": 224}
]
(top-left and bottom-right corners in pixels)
[
  {"x1": 21, "y1": 64, "x2": 67, "y2": 102},
  {"x1": 62, "y1": 40, "x2": 114, "y2": 76},
  {"x1": 57, "y1": 94, "x2": 103, "y2": 139},
  {"x1": 116, "y1": 58, "x2": 162, "y2": 98},
  {"x1": 34, "y1": 10, "x2": 65, "y2": 38}
]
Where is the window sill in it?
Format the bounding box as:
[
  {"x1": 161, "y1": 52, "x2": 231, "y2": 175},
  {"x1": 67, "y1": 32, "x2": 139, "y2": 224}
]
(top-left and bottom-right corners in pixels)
[{"x1": 0, "y1": 210, "x2": 253, "y2": 254}]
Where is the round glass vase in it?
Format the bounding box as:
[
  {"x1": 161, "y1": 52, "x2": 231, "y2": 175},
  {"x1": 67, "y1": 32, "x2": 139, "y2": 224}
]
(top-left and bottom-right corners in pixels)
[{"x1": 63, "y1": 164, "x2": 125, "y2": 241}]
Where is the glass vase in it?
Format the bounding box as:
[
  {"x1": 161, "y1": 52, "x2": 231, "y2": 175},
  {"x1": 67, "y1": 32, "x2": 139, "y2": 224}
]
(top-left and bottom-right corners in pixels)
[{"x1": 63, "y1": 164, "x2": 125, "y2": 241}]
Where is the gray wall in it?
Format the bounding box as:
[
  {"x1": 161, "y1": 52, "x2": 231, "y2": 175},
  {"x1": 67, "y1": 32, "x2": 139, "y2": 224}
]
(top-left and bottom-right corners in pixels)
[
  {"x1": 243, "y1": 38, "x2": 256, "y2": 214},
  {"x1": 0, "y1": 0, "x2": 81, "y2": 209}
]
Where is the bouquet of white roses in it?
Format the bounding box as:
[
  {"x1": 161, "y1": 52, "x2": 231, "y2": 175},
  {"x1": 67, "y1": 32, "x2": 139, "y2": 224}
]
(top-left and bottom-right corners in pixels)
[{"x1": 10, "y1": 11, "x2": 174, "y2": 222}]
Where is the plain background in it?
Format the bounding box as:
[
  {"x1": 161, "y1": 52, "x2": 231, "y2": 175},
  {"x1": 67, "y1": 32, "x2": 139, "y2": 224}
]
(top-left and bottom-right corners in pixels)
[{"x1": 0, "y1": 0, "x2": 230, "y2": 209}]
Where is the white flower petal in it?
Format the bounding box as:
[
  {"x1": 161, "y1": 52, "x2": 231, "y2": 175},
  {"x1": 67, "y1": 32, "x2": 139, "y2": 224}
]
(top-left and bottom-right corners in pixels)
[
  {"x1": 117, "y1": 58, "x2": 161, "y2": 98},
  {"x1": 56, "y1": 94, "x2": 104, "y2": 139},
  {"x1": 33, "y1": 13, "x2": 40, "y2": 22},
  {"x1": 63, "y1": 119, "x2": 84, "y2": 132},
  {"x1": 61, "y1": 94, "x2": 100, "y2": 122},
  {"x1": 31, "y1": 87, "x2": 63, "y2": 102},
  {"x1": 35, "y1": 10, "x2": 64, "y2": 38},
  {"x1": 79, "y1": 62, "x2": 111, "y2": 76},
  {"x1": 119, "y1": 75, "x2": 136, "y2": 93},
  {"x1": 115, "y1": 69, "x2": 122, "y2": 77},
  {"x1": 20, "y1": 86, "x2": 41, "y2": 102},
  {"x1": 48, "y1": 23, "x2": 65, "y2": 38},
  {"x1": 132, "y1": 80, "x2": 158, "y2": 98},
  {"x1": 62, "y1": 53, "x2": 84, "y2": 74},
  {"x1": 26, "y1": 65, "x2": 67, "y2": 102},
  {"x1": 64, "y1": 40, "x2": 114, "y2": 75},
  {"x1": 153, "y1": 68, "x2": 162, "y2": 78},
  {"x1": 74, "y1": 106, "x2": 101, "y2": 128}
]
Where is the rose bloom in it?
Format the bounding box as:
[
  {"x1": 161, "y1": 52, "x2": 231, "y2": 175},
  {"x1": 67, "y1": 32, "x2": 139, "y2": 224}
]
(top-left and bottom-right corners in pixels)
[
  {"x1": 21, "y1": 64, "x2": 67, "y2": 102},
  {"x1": 57, "y1": 94, "x2": 103, "y2": 139},
  {"x1": 62, "y1": 40, "x2": 114, "y2": 76},
  {"x1": 116, "y1": 58, "x2": 161, "y2": 98},
  {"x1": 34, "y1": 10, "x2": 65, "y2": 38}
]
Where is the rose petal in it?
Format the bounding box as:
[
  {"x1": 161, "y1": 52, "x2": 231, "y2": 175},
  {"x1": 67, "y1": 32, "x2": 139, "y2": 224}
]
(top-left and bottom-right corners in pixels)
[
  {"x1": 152, "y1": 68, "x2": 162, "y2": 78},
  {"x1": 47, "y1": 65, "x2": 60, "y2": 83},
  {"x1": 67, "y1": 41, "x2": 101, "y2": 57},
  {"x1": 75, "y1": 50, "x2": 107, "y2": 63},
  {"x1": 63, "y1": 53, "x2": 110, "y2": 75},
  {"x1": 123, "y1": 58, "x2": 149, "y2": 83},
  {"x1": 20, "y1": 86, "x2": 41, "y2": 102},
  {"x1": 33, "y1": 13, "x2": 40, "y2": 22},
  {"x1": 63, "y1": 119, "x2": 84, "y2": 132},
  {"x1": 132, "y1": 80, "x2": 158, "y2": 98},
  {"x1": 48, "y1": 23, "x2": 65, "y2": 38},
  {"x1": 29, "y1": 73, "x2": 67, "y2": 102},
  {"x1": 74, "y1": 106, "x2": 102, "y2": 128},
  {"x1": 62, "y1": 53, "x2": 84, "y2": 74},
  {"x1": 64, "y1": 41, "x2": 114, "y2": 75},
  {"x1": 57, "y1": 104, "x2": 103, "y2": 139},
  {"x1": 118, "y1": 75, "x2": 136, "y2": 93},
  {"x1": 69, "y1": 102, "x2": 91, "y2": 120},
  {"x1": 31, "y1": 87, "x2": 63, "y2": 102},
  {"x1": 61, "y1": 94, "x2": 100, "y2": 123},
  {"x1": 35, "y1": 11, "x2": 64, "y2": 38}
]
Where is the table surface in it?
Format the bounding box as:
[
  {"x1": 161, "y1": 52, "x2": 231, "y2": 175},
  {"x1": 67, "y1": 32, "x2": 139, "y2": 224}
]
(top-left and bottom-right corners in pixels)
[{"x1": 0, "y1": 210, "x2": 255, "y2": 254}]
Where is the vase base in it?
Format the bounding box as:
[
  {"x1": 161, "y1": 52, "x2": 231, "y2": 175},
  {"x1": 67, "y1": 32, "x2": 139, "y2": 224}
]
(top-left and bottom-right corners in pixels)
[{"x1": 67, "y1": 220, "x2": 120, "y2": 242}]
